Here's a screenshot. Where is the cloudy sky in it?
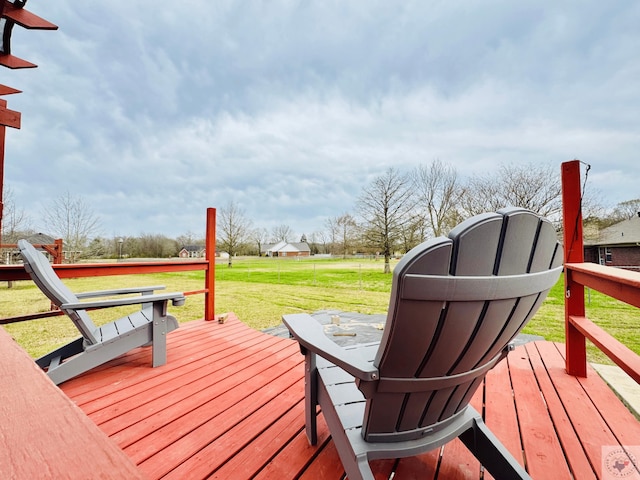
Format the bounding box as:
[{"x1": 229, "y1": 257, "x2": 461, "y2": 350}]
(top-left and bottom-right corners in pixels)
[{"x1": 4, "y1": 1, "x2": 639, "y2": 240}]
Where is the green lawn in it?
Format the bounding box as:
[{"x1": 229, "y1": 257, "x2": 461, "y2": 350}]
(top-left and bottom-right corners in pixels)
[{"x1": 2, "y1": 256, "x2": 638, "y2": 364}]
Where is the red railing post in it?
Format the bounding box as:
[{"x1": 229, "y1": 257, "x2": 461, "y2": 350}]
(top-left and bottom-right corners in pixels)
[
  {"x1": 562, "y1": 160, "x2": 587, "y2": 376},
  {"x1": 204, "y1": 208, "x2": 216, "y2": 321},
  {"x1": 54, "y1": 238, "x2": 64, "y2": 264}
]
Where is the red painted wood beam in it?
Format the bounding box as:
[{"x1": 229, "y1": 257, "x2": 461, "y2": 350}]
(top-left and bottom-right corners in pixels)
[
  {"x1": 561, "y1": 160, "x2": 587, "y2": 376},
  {"x1": 0, "y1": 98, "x2": 20, "y2": 128},
  {"x1": 0, "y1": 54, "x2": 36, "y2": 69},
  {"x1": 0, "y1": 0, "x2": 58, "y2": 69},
  {"x1": 0, "y1": 260, "x2": 209, "y2": 282},
  {"x1": 569, "y1": 315, "x2": 640, "y2": 384},
  {"x1": 205, "y1": 207, "x2": 216, "y2": 321},
  {"x1": 566, "y1": 262, "x2": 640, "y2": 309},
  {"x1": 1, "y1": 1, "x2": 58, "y2": 30},
  {"x1": 0, "y1": 84, "x2": 21, "y2": 95}
]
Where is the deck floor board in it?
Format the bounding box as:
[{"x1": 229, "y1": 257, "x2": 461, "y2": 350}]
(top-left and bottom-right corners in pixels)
[
  {"x1": 533, "y1": 342, "x2": 638, "y2": 474},
  {"x1": 58, "y1": 314, "x2": 640, "y2": 479},
  {"x1": 483, "y1": 357, "x2": 523, "y2": 480},
  {"x1": 100, "y1": 338, "x2": 297, "y2": 439},
  {"x1": 509, "y1": 344, "x2": 573, "y2": 480},
  {"x1": 525, "y1": 342, "x2": 598, "y2": 480}
]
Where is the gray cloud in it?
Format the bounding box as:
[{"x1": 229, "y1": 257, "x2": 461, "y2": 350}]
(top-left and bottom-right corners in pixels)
[{"x1": 4, "y1": 0, "x2": 639, "y2": 239}]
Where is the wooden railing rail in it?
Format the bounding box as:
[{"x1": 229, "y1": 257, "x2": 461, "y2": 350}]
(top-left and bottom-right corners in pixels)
[
  {"x1": 0, "y1": 207, "x2": 217, "y2": 324},
  {"x1": 0, "y1": 259, "x2": 208, "y2": 324},
  {"x1": 562, "y1": 160, "x2": 640, "y2": 383}
]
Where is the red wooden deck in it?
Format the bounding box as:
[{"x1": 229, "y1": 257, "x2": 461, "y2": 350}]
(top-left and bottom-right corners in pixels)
[{"x1": 55, "y1": 314, "x2": 640, "y2": 480}]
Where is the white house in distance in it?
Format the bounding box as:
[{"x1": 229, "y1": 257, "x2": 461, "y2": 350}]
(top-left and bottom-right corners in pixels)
[
  {"x1": 262, "y1": 241, "x2": 311, "y2": 257},
  {"x1": 178, "y1": 246, "x2": 231, "y2": 259},
  {"x1": 178, "y1": 245, "x2": 205, "y2": 258}
]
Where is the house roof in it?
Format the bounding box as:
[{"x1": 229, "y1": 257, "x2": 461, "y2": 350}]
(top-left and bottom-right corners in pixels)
[
  {"x1": 585, "y1": 214, "x2": 640, "y2": 246},
  {"x1": 277, "y1": 242, "x2": 310, "y2": 253},
  {"x1": 24, "y1": 233, "x2": 56, "y2": 245},
  {"x1": 264, "y1": 241, "x2": 310, "y2": 253},
  {"x1": 180, "y1": 245, "x2": 204, "y2": 252},
  {"x1": 263, "y1": 241, "x2": 287, "y2": 252}
]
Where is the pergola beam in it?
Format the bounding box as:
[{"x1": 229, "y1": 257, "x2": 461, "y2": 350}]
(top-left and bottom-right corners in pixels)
[
  {"x1": 0, "y1": 1, "x2": 57, "y2": 246},
  {"x1": 0, "y1": 0, "x2": 58, "y2": 69},
  {"x1": 2, "y1": 1, "x2": 57, "y2": 30}
]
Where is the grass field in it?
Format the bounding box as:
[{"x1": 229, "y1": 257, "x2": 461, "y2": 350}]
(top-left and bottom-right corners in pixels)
[{"x1": 2, "y1": 256, "x2": 639, "y2": 364}]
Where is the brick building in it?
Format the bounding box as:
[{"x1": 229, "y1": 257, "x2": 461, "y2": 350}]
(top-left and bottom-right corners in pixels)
[{"x1": 584, "y1": 213, "x2": 640, "y2": 272}]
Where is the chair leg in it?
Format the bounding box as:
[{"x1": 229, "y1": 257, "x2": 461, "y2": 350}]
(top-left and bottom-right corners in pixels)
[
  {"x1": 304, "y1": 351, "x2": 318, "y2": 445},
  {"x1": 151, "y1": 301, "x2": 169, "y2": 367},
  {"x1": 459, "y1": 414, "x2": 531, "y2": 480},
  {"x1": 342, "y1": 453, "x2": 374, "y2": 480}
]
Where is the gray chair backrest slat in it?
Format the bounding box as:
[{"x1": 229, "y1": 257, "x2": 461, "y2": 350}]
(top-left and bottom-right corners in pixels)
[
  {"x1": 401, "y1": 268, "x2": 561, "y2": 302},
  {"x1": 18, "y1": 240, "x2": 99, "y2": 344},
  {"x1": 362, "y1": 208, "x2": 562, "y2": 441}
]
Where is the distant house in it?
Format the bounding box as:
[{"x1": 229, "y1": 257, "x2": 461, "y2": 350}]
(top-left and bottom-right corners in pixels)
[
  {"x1": 262, "y1": 241, "x2": 311, "y2": 257},
  {"x1": 178, "y1": 245, "x2": 205, "y2": 258},
  {"x1": 6, "y1": 233, "x2": 58, "y2": 264},
  {"x1": 584, "y1": 213, "x2": 640, "y2": 271}
]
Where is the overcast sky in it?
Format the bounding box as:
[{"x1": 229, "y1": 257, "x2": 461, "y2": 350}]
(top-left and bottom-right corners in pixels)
[{"x1": 4, "y1": 1, "x2": 639, "y2": 240}]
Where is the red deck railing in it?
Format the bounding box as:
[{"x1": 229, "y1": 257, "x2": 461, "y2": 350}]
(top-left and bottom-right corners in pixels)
[
  {"x1": 562, "y1": 160, "x2": 640, "y2": 383},
  {"x1": 0, "y1": 208, "x2": 217, "y2": 324}
]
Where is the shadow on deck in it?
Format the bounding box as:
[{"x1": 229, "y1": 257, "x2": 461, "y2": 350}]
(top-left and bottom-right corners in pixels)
[{"x1": 51, "y1": 314, "x2": 640, "y2": 479}]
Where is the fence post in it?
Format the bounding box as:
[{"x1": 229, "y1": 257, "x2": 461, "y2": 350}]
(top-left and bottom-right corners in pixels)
[
  {"x1": 54, "y1": 239, "x2": 64, "y2": 264},
  {"x1": 204, "y1": 208, "x2": 216, "y2": 321},
  {"x1": 561, "y1": 160, "x2": 587, "y2": 376}
]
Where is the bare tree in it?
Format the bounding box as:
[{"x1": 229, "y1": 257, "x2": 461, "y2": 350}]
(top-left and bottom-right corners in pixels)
[
  {"x1": 218, "y1": 200, "x2": 252, "y2": 267},
  {"x1": 271, "y1": 224, "x2": 293, "y2": 243},
  {"x1": 462, "y1": 162, "x2": 562, "y2": 220},
  {"x1": 332, "y1": 213, "x2": 358, "y2": 258},
  {"x1": 399, "y1": 212, "x2": 426, "y2": 253},
  {"x1": 138, "y1": 233, "x2": 177, "y2": 258},
  {"x1": 357, "y1": 168, "x2": 415, "y2": 273},
  {"x1": 460, "y1": 174, "x2": 503, "y2": 216},
  {"x1": 587, "y1": 198, "x2": 640, "y2": 233},
  {"x1": 612, "y1": 199, "x2": 640, "y2": 220},
  {"x1": 312, "y1": 230, "x2": 329, "y2": 254},
  {"x1": 121, "y1": 236, "x2": 141, "y2": 258},
  {"x1": 413, "y1": 159, "x2": 464, "y2": 238},
  {"x1": 42, "y1": 191, "x2": 101, "y2": 262},
  {"x1": 1, "y1": 185, "x2": 30, "y2": 244},
  {"x1": 176, "y1": 231, "x2": 199, "y2": 247},
  {"x1": 86, "y1": 237, "x2": 109, "y2": 258},
  {"x1": 324, "y1": 216, "x2": 340, "y2": 254},
  {"x1": 250, "y1": 227, "x2": 270, "y2": 256},
  {"x1": 306, "y1": 231, "x2": 321, "y2": 255}
]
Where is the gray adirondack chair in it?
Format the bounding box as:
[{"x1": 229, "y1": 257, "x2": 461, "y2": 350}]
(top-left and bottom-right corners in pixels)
[
  {"x1": 18, "y1": 239, "x2": 185, "y2": 385},
  {"x1": 283, "y1": 208, "x2": 563, "y2": 480}
]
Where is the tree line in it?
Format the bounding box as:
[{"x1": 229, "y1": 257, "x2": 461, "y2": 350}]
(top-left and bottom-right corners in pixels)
[
  {"x1": 219, "y1": 160, "x2": 639, "y2": 273},
  {"x1": 3, "y1": 160, "x2": 639, "y2": 269}
]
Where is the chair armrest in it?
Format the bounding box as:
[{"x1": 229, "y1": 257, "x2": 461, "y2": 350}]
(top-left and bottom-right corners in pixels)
[
  {"x1": 282, "y1": 313, "x2": 379, "y2": 381},
  {"x1": 75, "y1": 285, "x2": 166, "y2": 299},
  {"x1": 62, "y1": 292, "x2": 186, "y2": 310}
]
